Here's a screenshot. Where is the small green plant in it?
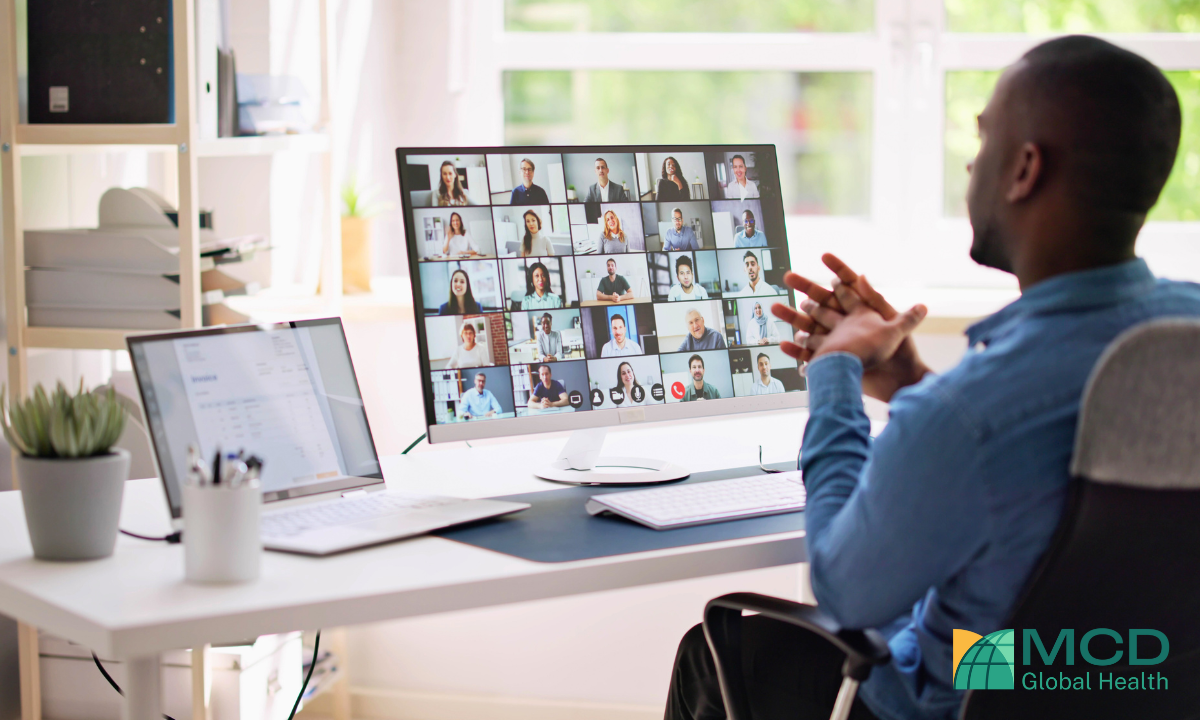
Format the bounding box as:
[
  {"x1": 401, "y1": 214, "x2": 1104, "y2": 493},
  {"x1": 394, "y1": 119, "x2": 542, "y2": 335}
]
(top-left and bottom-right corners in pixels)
[
  {"x1": 1, "y1": 381, "x2": 127, "y2": 458},
  {"x1": 341, "y1": 176, "x2": 392, "y2": 218}
]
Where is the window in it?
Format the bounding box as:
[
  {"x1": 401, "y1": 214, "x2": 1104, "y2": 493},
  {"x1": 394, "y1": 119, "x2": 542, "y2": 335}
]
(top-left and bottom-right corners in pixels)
[{"x1": 457, "y1": 0, "x2": 1200, "y2": 287}]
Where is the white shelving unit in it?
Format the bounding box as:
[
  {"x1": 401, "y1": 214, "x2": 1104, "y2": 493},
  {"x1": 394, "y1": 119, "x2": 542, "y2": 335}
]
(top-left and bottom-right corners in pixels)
[
  {"x1": 0, "y1": 3, "x2": 348, "y2": 720},
  {"x1": 0, "y1": 0, "x2": 343, "y2": 389}
]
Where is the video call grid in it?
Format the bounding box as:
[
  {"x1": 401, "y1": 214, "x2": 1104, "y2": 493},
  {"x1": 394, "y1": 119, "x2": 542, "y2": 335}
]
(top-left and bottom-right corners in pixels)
[{"x1": 401, "y1": 148, "x2": 803, "y2": 426}]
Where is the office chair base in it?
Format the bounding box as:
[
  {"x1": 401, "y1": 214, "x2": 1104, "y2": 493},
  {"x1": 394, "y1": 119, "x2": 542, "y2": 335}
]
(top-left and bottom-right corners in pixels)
[{"x1": 536, "y1": 456, "x2": 690, "y2": 485}]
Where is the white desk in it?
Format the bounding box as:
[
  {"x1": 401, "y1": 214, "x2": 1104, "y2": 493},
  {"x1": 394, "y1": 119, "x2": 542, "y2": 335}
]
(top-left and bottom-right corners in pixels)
[{"x1": 0, "y1": 413, "x2": 810, "y2": 720}]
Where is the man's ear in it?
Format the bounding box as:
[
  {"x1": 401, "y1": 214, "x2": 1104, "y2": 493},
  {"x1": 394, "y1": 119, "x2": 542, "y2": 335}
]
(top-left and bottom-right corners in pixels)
[{"x1": 1006, "y1": 141, "x2": 1043, "y2": 203}]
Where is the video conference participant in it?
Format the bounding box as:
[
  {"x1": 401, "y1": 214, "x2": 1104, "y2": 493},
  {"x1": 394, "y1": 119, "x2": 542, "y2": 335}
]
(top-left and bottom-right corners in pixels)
[
  {"x1": 667, "y1": 255, "x2": 708, "y2": 301},
  {"x1": 656, "y1": 156, "x2": 691, "y2": 201},
  {"x1": 745, "y1": 301, "x2": 780, "y2": 344},
  {"x1": 536, "y1": 313, "x2": 563, "y2": 361},
  {"x1": 585, "y1": 158, "x2": 630, "y2": 202},
  {"x1": 596, "y1": 258, "x2": 634, "y2": 302},
  {"x1": 601, "y1": 313, "x2": 643, "y2": 357},
  {"x1": 730, "y1": 251, "x2": 780, "y2": 297},
  {"x1": 600, "y1": 210, "x2": 631, "y2": 253},
  {"x1": 438, "y1": 269, "x2": 482, "y2": 316},
  {"x1": 436, "y1": 161, "x2": 470, "y2": 206},
  {"x1": 446, "y1": 321, "x2": 492, "y2": 368},
  {"x1": 459, "y1": 372, "x2": 503, "y2": 419},
  {"x1": 442, "y1": 212, "x2": 482, "y2": 257},
  {"x1": 510, "y1": 158, "x2": 550, "y2": 205},
  {"x1": 528, "y1": 364, "x2": 570, "y2": 409},
  {"x1": 613, "y1": 361, "x2": 650, "y2": 406},
  {"x1": 734, "y1": 209, "x2": 768, "y2": 248},
  {"x1": 519, "y1": 209, "x2": 555, "y2": 257},
  {"x1": 682, "y1": 354, "x2": 720, "y2": 401},
  {"x1": 724, "y1": 154, "x2": 759, "y2": 200},
  {"x1": 522, "y1": 261, "x2": 563, "y2": 309},
  {"x1": 678, "y1": 309, "x2": 726, "y2": 351},
  {"x1": 662, "y1": 207, "x2": 700, "y2": 251},
  {"x1": 750, "y1": 353, "x2": 785, "y2": 395}
]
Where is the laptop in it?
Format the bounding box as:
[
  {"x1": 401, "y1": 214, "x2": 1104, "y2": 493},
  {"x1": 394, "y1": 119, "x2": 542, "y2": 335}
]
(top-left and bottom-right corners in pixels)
[{"x1": 128, "y1": 318, "x2": 528, "y2": 555}]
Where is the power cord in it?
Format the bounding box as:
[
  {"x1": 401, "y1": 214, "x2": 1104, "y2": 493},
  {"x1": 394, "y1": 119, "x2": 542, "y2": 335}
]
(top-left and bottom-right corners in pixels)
[
  {"x1": 91, "y1": 653, "x2": 177, "y2": 720},
  {"x1": 92, "y1": 630, "x2": 321, "y2": 720},
  {"x1": 288, "y1": 630, "x2": 321, "y2": 720},
  {"x1": 119, "y1": 529, "x2": 182, "y2": 543},
  {"x1": 758, "y1": 445, "x2": 783, "y2": 474},
  {"x1": 402, "y1": 432, "x2": 427, "y2": 455}
]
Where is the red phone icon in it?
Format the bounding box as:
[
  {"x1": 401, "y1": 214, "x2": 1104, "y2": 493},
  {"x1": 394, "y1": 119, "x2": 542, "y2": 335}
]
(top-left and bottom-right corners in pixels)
[{"x1": 671, "y1": 381, "x2": 685, "y2": 399}]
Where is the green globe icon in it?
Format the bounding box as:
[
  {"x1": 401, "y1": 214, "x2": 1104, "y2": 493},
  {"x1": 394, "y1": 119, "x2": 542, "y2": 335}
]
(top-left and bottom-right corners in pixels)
[{"x1": 954, "y1": 629, "x2": 1015, "y2": 690}]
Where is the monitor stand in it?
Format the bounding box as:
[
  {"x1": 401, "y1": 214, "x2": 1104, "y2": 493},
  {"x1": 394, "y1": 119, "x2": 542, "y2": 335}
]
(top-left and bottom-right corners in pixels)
[{"x1": 535, "y1": 428, "x2": 689, "y2": 485}]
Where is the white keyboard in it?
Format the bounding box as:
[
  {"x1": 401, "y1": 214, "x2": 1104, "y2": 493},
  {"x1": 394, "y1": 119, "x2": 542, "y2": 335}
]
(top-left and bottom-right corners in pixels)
[
  {"x1": 585, "y1": 471, "x2": 806, "y2": 530},
  {"x1": 262, "y1": 492, "x2": 462, "y2": 539}
]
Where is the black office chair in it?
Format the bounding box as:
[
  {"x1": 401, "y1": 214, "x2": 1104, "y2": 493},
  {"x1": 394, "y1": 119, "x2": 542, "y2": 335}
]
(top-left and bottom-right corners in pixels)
[{"x1": 703, "y1": 319, "x2": 1200, "y2": 720}]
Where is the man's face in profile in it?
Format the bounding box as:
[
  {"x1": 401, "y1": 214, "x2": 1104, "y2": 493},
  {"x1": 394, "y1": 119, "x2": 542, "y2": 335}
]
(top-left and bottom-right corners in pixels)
[
  {"x1": 967, "y1": 67, "x2": 1018, "y2": 273},
  {"x1": 673, "y1": 211, "x2": 683, "y2": 231},
  {"x1": 745, "y1": 256, "x2": 760, "y2": 284},
  {"x1": 595, "y1": 160, "x2": 609, "y2": 184},
  {"x1": 690, "y1": 359, "x2": 705, "y2": 382}
]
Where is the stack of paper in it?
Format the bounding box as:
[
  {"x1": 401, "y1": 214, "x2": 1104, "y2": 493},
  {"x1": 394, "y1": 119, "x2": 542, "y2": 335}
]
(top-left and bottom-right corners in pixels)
[{"x1": 24, "y1": 188, "x2": 267, "y2": 330}]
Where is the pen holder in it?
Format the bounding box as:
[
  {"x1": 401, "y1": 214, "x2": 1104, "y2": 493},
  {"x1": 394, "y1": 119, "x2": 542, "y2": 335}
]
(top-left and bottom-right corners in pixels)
[{"x1": 182, "y1": 480, "x2": 262, "y2": 584}]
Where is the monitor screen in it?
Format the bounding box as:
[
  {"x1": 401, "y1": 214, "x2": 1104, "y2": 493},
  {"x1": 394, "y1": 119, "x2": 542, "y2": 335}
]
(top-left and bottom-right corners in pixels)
[
  {"x1": 397, "y1": 146, "x2": 806, "y2": 443},
  {"x1": 128, "y1": 319, "x2": 384, "y2": 518}
]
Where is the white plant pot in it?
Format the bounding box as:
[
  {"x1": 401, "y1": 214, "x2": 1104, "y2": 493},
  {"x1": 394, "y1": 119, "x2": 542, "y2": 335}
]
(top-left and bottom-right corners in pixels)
[{"x1": 17, "y1": 449, "x2": 131, "y2": 561}]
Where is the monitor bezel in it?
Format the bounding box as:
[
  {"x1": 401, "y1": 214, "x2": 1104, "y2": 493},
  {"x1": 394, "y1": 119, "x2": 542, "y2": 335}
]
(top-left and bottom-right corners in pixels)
[
  {"x1": 396, "y1": 144, "x2": 808, "y2": 444},
  {"x1": 126, "y1": 318, "x2": 386, "y2": 520}
]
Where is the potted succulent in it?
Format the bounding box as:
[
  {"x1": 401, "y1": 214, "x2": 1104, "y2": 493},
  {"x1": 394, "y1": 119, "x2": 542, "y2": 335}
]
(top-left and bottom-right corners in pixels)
[{"x1": 1, "y1": 382, "x2": 130, "y2": 561}]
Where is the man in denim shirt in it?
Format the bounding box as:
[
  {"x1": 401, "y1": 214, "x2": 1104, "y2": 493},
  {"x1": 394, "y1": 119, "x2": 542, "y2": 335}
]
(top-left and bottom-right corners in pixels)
[{"x1": 666, "y1": 36, "x2": 1200, "y2": 720}]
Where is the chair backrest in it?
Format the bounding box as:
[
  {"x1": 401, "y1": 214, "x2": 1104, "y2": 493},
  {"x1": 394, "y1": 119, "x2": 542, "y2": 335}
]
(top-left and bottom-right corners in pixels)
[{"x1": 963, "y1": 319, "x2": 1200, "y2": 719}]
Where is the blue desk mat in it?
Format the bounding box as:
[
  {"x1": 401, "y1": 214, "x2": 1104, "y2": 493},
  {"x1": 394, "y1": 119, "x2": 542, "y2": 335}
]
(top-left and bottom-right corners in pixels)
[{"x1": 434, "y1": 463, "x2": 806, "y2": 563}]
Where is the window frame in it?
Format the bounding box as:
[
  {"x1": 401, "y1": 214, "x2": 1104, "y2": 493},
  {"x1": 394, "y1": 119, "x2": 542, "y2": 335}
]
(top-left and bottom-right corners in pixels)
[{"x1": 458, "y1": 0, "x2": 1200, "y2": 289}]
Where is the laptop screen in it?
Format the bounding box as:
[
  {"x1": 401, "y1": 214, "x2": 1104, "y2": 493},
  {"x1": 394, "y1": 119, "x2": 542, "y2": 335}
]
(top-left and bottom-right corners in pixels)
[{"x1": 128, "y1": 318, "x2": 384, "y2": 519}]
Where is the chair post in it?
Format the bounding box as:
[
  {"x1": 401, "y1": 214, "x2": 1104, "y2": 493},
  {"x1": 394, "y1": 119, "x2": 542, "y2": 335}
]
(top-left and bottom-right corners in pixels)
[
  {"x1": 830, "y1": 676, "x2": 860, "y2": 720},
  {"x1": 702, "y1": 604, "x2": 753, "y2": 720}
]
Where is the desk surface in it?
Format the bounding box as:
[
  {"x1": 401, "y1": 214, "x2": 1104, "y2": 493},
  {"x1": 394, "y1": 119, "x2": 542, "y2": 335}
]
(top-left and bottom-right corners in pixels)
[{"x1": 0, "y1": 413, "x2": 810, "y2": 659}]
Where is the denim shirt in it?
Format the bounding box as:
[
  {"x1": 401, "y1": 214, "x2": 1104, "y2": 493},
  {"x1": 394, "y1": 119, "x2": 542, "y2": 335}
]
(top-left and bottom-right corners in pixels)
[{"x1": 800, "y1": 259, "x2": 1200, "y2": 720}]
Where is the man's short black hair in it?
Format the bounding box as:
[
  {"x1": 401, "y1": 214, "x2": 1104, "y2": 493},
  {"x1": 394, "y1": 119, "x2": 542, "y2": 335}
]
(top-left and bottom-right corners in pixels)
[
  {"x1": 757, "y1": 353, "x2": 770, "y2": 363},
  {"x1": 743, "y1": 251, "x2": 759, "y2": 263},
  {"x1": 1018, "y1": 35, "x2": 1181, "y2": 214},
  {"x1": 689, "y1": 354, "x2": 704, "y2": 369},
  {"x1": 675, "y1": 255, "x2": 693, "y2": 273}
]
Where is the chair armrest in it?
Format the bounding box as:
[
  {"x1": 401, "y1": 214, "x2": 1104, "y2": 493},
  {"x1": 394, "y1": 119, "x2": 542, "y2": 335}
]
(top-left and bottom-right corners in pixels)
[{"x1": 702, "y1": 593, "x2": 891, "y2": 720}]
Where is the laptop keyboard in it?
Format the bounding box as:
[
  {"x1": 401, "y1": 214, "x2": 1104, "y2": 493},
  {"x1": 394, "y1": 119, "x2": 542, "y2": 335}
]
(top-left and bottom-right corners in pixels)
[{"x1": 261, "y1": 492, "x2": 461, "y2": 538}]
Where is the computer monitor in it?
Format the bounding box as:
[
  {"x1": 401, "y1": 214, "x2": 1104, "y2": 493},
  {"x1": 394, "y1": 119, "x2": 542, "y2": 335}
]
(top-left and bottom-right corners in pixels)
[
  {"x1": 127, "y1": 318, "x2": 384, "y2": 522},
  {"x1": 397, "y1": 146, "x2": 806, "y2": 483}
]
